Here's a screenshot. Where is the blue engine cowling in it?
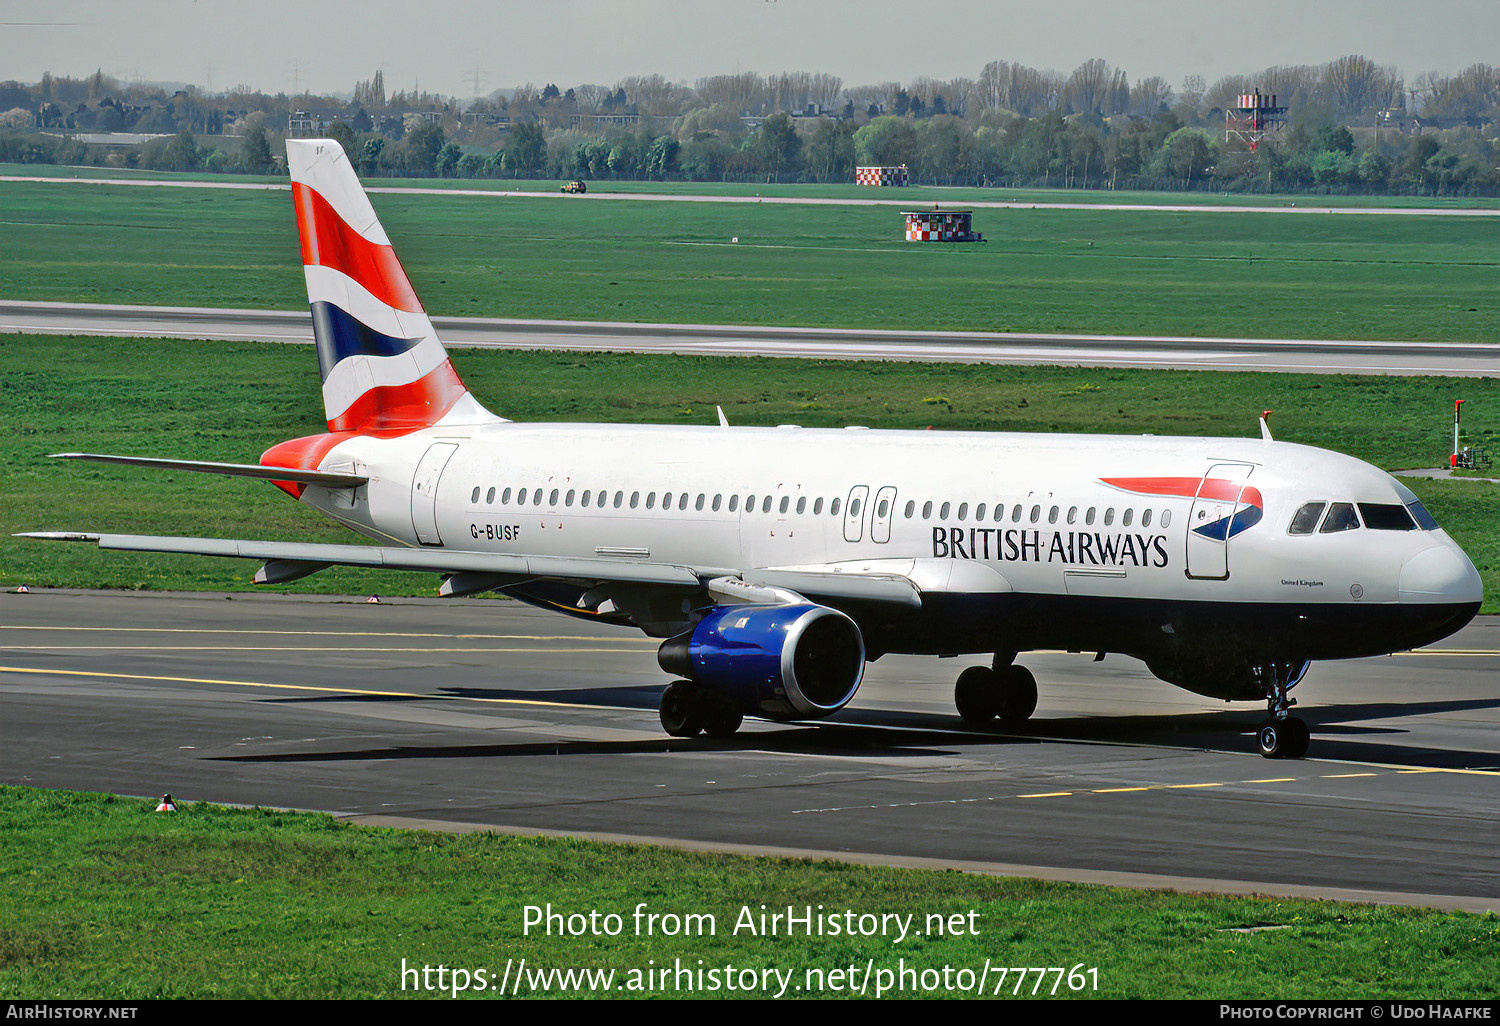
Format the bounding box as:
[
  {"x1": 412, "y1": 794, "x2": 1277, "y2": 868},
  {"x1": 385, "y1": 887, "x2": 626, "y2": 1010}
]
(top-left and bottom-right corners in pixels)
[{"x1": 657, "y1": 603, "x2": 866, "y2": 720}]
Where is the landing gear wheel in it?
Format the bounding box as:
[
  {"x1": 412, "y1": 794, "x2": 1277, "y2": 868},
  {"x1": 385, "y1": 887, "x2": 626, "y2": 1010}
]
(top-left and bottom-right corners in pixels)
[
  {"x1": 1257, "y1": 716, "x2": 1310, "y2": 759},
  {"x1": 954, "y1": 666, "x2": 1000, "y2": 723},
  {"x1": 996, "y1": 665, "x2": 1038, "y2": 726},
  {"x1": 659, "y1": 680, "x2": 705, "y2": 738},
  {"x1": 700, "y1": 695, "x2": 744, "y2": 738},
  {"x1": 954, "y1": 664, "x2": 1037, "y2": 727}
]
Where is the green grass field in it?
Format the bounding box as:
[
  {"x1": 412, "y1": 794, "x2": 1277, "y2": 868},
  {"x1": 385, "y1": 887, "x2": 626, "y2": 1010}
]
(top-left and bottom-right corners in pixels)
[
  {"x1": 2, "y1": 786, "x2": 1495, "y2": 1000},
  {"x1": 1, "y1": 333, "x2": 1495, "y2": 610},
  {"x1": 2, "y1": 177, "x2": 1495, "y2": 342}
]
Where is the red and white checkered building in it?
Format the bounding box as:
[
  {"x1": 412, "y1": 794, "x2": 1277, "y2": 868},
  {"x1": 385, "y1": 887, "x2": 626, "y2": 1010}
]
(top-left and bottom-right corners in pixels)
[
  {"x1": 856, "y1": 164, "x2": 909, "y2": 186},
  {"x1": 903, "y1": 210, "x2": 982, "y2": 242}
]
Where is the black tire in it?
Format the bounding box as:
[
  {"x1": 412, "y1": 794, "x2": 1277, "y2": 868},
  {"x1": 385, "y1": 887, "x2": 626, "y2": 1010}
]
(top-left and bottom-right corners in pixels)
[
  {"x1": 1281, "y1": 717, "x2": 1311, "y2": 759},
  {"x1": 997, "y1": 665, "x2": 1038, "y2": 726},
  {"x1": 659, "y1": 680, "x2": 704, "y2": 738},
  {"x1": 701, "y1": 695, "x2": 744, "y2": 738},
  {"x1": 954, "y1": 665, "x2": 999, "y2": 723},
  {"x1": 1257, "y1": 719, "x2": 1284, "y2": 759}
]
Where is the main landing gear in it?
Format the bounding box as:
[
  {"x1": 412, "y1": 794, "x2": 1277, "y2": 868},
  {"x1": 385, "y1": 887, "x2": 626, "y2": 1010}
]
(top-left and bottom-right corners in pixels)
[
  {"x1": 1254, "y1": 661, "x2": 1312, "y2": 759},
  {"x1": 954, "y1": 653, "x2": 1037, "y2": 727},
  {"x1": 658, "y1": 680, "x2": 743, "y2": 739}
]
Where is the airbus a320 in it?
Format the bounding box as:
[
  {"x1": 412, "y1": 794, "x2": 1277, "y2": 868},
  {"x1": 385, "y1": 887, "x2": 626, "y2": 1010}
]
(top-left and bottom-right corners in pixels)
[{"x1": 23, "y1": 139, "x2": 1482, "y2": 759}]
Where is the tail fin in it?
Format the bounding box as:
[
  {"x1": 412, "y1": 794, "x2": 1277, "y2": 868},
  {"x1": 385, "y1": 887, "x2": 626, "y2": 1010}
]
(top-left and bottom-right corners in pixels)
[{"x1": 286, "y1": 138, "x2": 495, "y2": 434}]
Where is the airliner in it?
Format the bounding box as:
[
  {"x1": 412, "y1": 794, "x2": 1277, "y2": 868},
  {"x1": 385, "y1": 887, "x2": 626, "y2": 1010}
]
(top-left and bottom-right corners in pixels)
[{"x1": 23, "y1": 139, "x2": 1482, "y2": 759}]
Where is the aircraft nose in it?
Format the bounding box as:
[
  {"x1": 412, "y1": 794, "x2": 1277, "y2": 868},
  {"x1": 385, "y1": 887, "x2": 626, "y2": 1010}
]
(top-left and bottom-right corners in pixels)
[{"x1": 1398, "y1": 544, "x2": 1483, "y2": 604}]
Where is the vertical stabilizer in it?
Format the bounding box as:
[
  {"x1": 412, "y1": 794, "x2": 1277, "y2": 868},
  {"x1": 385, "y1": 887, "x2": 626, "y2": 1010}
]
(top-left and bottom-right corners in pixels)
[{"x1": 285, "y1": 139, "x2": 496, "y2": 433}]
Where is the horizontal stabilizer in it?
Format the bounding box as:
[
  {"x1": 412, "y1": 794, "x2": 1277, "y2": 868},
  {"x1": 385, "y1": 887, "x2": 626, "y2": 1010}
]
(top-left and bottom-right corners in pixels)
[{"x1": 49, "y1": 453, "x2": 367, "y2": 488}]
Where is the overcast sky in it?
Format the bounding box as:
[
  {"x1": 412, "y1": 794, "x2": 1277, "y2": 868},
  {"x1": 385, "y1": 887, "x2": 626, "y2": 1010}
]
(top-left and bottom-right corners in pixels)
[{"x1": 4, "y1": 0, "x2": 1496, "y2": 100}]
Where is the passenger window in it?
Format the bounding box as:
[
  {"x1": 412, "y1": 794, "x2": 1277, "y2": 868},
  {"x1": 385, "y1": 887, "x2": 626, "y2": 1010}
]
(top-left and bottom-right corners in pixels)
[
  {"x1": 1012, "y1": 504, "x2": 1022, "y2": 522},
  {"x1": 1288, "y1": 502, "x2": 1326, "y2": 535},
  {"x1": 904, "y1": 500, "x2": 915, "y2": 518},
  {"x1": 976, "y1": 503, "x2": 987, "y2": 521},
  {"x1": 831, "y1": 497, "x2": 841, "y2": 517},
  {"x1": 796, "y1": 497, "x2": 806, "y2": 514},
  {"x1": 878, "y1": 498, "x2": 890, "y2": 518},
  {"x1": 1085, "y1": 507, "x2": 1096, "y2": 525},
  {"x1": 629, "y1": 491, "x2": 639, "y2": 509},
  {"x1": 646, "y1": 492, "x2": 656, "y2": 509},
  {"x1": 517, "y1": 488, "x2": 528, "y2": 505},
  {"x1": 1048, "y1": 506, "x2": 1058, "y2": 524},
  {"x1": 746, "y1": 494, "x2": 755, "y2": 512},
  {"x1": 471, "y1": 486, "x2": 481, "y2": 503},
  {"x1": 503, "y1": 487, "x2": 513, "y2": 504},
  {"x1": 957, "y1": 502, "x2": 968, "y2": 521},
  {"x1": 565, "y1": 489, "x2": 575, "y2": 506},
  {"x1": 848, "y1": 498, "x2": 860, "y2": 517},
  {"x1": 550, "y1": 489, "x2": 560, "y2": 505},
  {"x1": 923, "y1": 500, "x2": 933, "y2": 519},
  {"x1": 761, "y1": 495, "x2": 772, "y2": 513},
  {"x1": 1161, "y1": 509, "x2": 1171, "y2": 528},
  {"x1": 1141, "y1": 509, "x2": 1152, "y2": 527},
  {"x1": 577, "y1": 489, "x2": 587, "y2": 506},
  {"x1": 780, "y1": 496, "x2": 790, "y2": 514},
  {"x1": 729, "y1": 495, "x2": 739, "y2": 512},
  {"x1": 682, "y1": 494, "x2": 691, "y2": 511},
  {"x1": 1319, "y1": 502, "x2": 1360, "y2": 533},
  {"x1": 712, "y1": 494, "x2": 722, "y2": 512},
  {"x1": 1030, "y1": 505, "x2": 1041, "y2": 523},
  {"x1": 813, "y1": 498, "x2": 823, "y2": 515},
  {"x1": 696, "y1": 494, "x2": 706, "y2": 511},
  {"x1": 1359, "y1": 503, "x2": 1416, "y2": 531},
  {"x1": 535, "y1": 490, "x2": 544, "y2": 506},
  {"x1": 613, "y1": 491, "x2": 623, "y2": 508},
  {"x1": 1067, "y1": 506, "x2": 1077, "y2": 524},
  {"x1": 940, "y1": 501, "x2": 950, "y2": 519},
  {"x1": 1104, "y1": 508, "x2": 1114, "y2": 526},
  {"x1": 1123, "y1": 508, "x2": 1133, "y2": 527}
]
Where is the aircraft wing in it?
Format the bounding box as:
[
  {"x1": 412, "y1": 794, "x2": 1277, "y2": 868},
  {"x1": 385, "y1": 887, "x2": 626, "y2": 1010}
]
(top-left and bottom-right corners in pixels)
[{"x1": 15, "y1": 532, "x2": 924, "y2": 609}]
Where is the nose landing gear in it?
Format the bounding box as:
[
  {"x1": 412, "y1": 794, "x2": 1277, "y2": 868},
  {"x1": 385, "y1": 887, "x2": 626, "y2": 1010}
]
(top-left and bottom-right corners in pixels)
[{"x1": 1254, "y1": 660, "x2": 1311, "y2": 759}]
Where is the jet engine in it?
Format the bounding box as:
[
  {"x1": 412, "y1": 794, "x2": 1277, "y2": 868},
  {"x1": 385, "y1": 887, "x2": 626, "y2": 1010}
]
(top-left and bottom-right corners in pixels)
[{"x1": 657, "y1": 602, "x2": 866, "y2": 720}]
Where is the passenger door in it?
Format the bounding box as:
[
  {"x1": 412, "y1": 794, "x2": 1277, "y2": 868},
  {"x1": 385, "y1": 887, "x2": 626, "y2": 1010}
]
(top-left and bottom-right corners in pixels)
[{"x1": 411, "y1": 442, "x2": 459, "y2": 546}]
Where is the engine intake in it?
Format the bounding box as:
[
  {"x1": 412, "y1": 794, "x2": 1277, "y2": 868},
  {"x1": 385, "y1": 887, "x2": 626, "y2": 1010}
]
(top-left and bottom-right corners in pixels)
[{"x1": 658, "y1": 602, "x2": 865, "y2": 719}]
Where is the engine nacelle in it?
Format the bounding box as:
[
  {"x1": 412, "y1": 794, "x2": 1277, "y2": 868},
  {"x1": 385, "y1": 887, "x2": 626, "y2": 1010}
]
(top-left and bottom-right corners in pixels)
[{"x1": 657, "y1": 603, "x2": 865, "y2": 720}]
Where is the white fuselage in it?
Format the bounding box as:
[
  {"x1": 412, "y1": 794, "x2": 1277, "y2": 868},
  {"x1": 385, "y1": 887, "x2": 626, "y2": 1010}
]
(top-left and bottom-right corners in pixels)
[{"x1": 297, "y1": 419, "x2": 1479, "y2": 665}]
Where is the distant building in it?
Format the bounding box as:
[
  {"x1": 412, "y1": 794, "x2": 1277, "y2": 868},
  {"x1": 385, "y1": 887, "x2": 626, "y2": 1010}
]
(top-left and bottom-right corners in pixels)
[
  {"x1": 903, "y1": 209, "x2": 982, "y2": 242},
  {"x1": 857, "y1": 164, "x2": 909, "y2": 187}
]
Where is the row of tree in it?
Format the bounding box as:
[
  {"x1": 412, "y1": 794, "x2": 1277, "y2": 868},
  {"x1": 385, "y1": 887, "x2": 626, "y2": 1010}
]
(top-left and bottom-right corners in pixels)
[
  {"x1": 4, "y1": 56, "x2": 1499, "y2": 139},
  {"x1": 2, "y1": 106, "x2": 1494, "y2": 197}
]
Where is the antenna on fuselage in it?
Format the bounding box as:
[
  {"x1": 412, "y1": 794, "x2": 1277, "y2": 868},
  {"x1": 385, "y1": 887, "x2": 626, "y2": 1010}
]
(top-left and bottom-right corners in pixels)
[
  {"x1": 1259, "y1": 410, "x2": 1274, "y2": 441},
  {"x1": 717, "y1": 405, "x2": 730, "y2": 428}
]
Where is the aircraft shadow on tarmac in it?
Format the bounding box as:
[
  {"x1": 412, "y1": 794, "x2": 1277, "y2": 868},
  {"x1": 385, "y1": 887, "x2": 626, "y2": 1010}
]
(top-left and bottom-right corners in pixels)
[{"x1": 246, "y1": 686, "x2": 1498, "y2": 770}]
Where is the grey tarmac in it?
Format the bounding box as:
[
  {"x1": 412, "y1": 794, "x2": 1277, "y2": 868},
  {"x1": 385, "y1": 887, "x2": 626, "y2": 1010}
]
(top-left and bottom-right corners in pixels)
[{"x1": 1, "y1": 589, "x2": 1494, "y2": 911}]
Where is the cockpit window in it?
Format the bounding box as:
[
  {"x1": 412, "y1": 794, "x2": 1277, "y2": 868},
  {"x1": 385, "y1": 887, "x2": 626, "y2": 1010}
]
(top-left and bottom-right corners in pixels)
[
  {"x1": 1319, "y1": 502, "x2": 1360, "y2": 533},
  {"x1": 1405, "y1": 500, "x2": 1440, "y2": 531},
  {"x1": 1288, "y1": 502, "x2": 1326, "y2": 535},
  {"x1": 1358, "y1": 503, "x2": 1417, "y2": 531}
]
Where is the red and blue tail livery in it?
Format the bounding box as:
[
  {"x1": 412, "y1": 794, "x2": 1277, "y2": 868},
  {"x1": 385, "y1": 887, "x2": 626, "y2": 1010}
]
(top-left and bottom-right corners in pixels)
[{"x1": 286, "y1": 139, "x2": 495, "y2": 434}]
